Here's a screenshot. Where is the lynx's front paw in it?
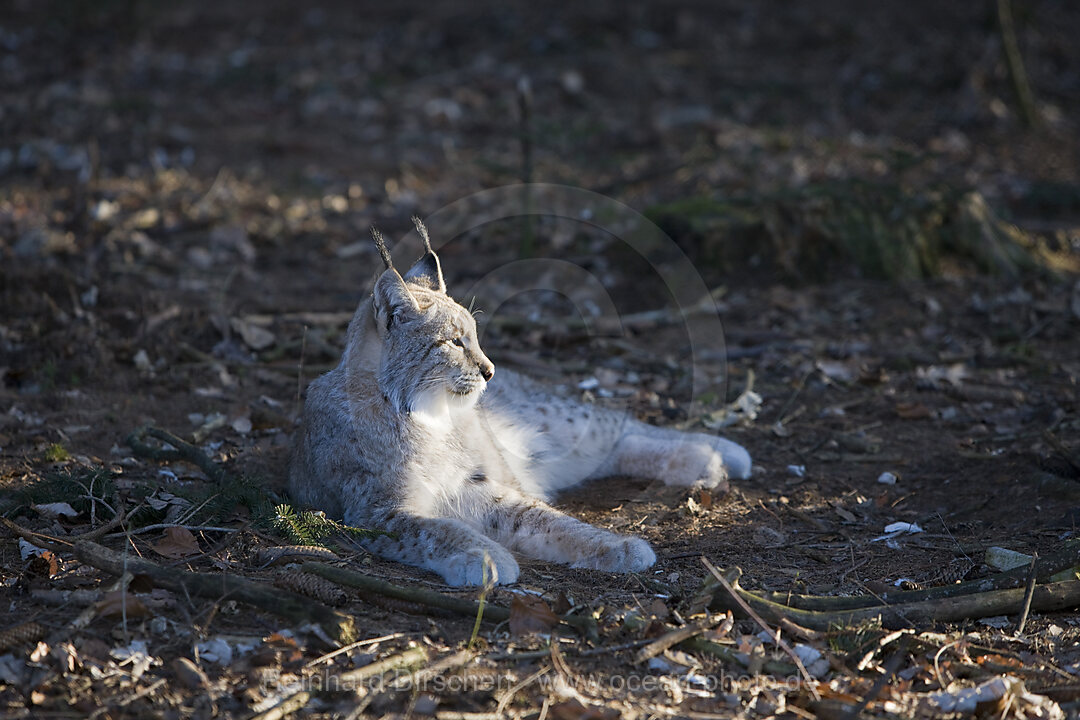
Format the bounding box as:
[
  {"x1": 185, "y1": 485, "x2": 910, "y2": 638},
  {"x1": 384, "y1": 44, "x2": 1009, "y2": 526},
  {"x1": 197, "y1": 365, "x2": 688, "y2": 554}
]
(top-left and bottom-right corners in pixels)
[
  {"x1": 576, "y1": 535, "x2": 656, "y2": 573},
  {"x1": 441, "y1": 544, "x2": 520, "y2": 587}
]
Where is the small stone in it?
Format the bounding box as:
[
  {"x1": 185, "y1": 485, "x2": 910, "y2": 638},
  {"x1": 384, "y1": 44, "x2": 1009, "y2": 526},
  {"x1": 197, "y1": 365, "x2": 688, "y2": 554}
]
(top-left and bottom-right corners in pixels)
[
  {"x1": 133, "y1": 349, "x2": 153, "y2": 373},
  {"x1": 231, "y1": 416, "x2": 253, "y2": 434}
]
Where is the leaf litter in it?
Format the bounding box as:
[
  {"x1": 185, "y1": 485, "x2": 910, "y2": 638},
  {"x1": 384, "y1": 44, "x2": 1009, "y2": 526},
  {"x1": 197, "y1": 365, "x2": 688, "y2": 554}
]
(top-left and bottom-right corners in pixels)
[{"x1": 2, "y1": 1, "x2": 1080, "y2": 718}]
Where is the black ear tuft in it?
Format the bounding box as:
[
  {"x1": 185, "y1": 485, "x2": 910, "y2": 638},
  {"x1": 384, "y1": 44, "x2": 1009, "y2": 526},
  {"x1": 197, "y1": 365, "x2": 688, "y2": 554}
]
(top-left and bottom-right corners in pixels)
[
  {"x1": 402, "y1": 217, "x2": 447, "y2": 293},
  {"x1": 371, "y1": 227, "x2": 392, "y2": 269},
  {"x1": 411, "y1": 216, "x2": 433, "y2": 254}
]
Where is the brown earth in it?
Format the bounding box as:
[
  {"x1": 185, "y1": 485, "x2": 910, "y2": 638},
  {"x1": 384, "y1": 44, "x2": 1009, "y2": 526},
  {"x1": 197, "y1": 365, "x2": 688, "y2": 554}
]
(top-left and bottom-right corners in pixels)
[{"x1": 2, "y1": 1, "x2": 1080, "y2": 718}]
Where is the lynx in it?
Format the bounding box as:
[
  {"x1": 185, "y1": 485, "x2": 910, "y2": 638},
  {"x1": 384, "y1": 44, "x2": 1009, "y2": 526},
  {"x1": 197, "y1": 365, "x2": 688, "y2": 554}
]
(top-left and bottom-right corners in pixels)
[{"x1": 288, "y1": 220, "x2": 752, "y2": 586}]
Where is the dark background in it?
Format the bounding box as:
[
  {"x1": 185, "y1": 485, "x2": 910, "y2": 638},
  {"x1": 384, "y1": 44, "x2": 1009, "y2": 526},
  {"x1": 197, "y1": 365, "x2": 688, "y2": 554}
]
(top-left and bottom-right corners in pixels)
[{"x1": 1, "y1": 3, "x2": 1080, "y2": 716}]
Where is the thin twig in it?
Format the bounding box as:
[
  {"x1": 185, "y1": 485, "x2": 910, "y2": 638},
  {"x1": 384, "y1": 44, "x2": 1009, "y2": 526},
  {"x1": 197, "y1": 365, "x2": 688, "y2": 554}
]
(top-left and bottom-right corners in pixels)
[
  {"x1": 337, "y1": 646, "x2": 429, "y2": 684},
  {"x1": 496, "y1": 664, "x2": 549, "y2": 718},
  {"x1": 303, "y1": 562, "x2": 597, "y2": 636},
  {"x1": 757, "y1": 538, "x2": 1080, "y2": 611},
  {"x1": 250, "y1": 692, "x2": 311, "y2": 720},
  {"x1": 1016, "y1": 551, "x2": 1039, "y2": 636},
  {"x1": 701, "y1": 557, "x2": 820, "y2": 699},
  {"x1": 104, "y1": 523, "x2": 240, "y2": 539},
  {"x1": 842, "y1": 635, "x2": 911, "y2": 720},
  {"x1": 390, "y1": 648, "x2": 475, "y2": 690},
  {"x1": 997, "y1": 0, "x2": 1039, "y2": 128},
  {"x1": 0, "y1": 517, "x2": 69, "y2": 551},
  {"x1": 304, "y1": 633, "x2": 410, "y2": 669},
  {"x1": 296, "y1": 325, "x2": 308, "y2": 418}
]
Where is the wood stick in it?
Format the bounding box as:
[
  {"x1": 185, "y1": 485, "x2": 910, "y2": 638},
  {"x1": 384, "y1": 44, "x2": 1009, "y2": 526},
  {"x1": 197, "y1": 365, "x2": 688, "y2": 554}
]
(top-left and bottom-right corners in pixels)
[
  {"x1": 755, "y1": 539, "x2": 1080, "y2": 611},
  {"x1": 126, "y1": 426, "x2": 234, "y2": 485},
  {"x1": 73, "y1": 541, "x2": 357, "y2": 642},
  {"x1": 621, "y1": 612, "x2": 797, "y2": 676},
  {"x1": 1, "y1": 517, "x2": 68, "y2": 551},
  {"x1": 337, "y1": 646, "x2": 429, "y2": 685},
  {"x1": 250, "y1": 692, "x2": 310, "y2": 720},
  {"x1": 841, "y1": 635, "x2": 911, "y2": 720},
  {"x1": 633, "y1": 612, "x2": 731, "y2": 664},
  {"x1": 702, "y1": 558, "x2": 820, "y2": 699},
  {"x1": 302, "y1": 562, "x2": 598, "y2": 637},
  {"x1": 997, "y1": 0, "x2": 1039, "y2": 128},
  {"x1": 708, "y1": 567, "x2": 1080, "y2": 631},
  {"x1": 1015, "y1": 552, "x2": 1039, "y2": 636}
]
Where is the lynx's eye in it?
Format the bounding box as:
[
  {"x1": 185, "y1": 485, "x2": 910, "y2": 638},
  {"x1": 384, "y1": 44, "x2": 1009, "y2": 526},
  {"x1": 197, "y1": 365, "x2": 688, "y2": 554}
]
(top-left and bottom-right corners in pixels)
[{"x1": 451, "y1": 337, "x2": 465, "y2": 349}]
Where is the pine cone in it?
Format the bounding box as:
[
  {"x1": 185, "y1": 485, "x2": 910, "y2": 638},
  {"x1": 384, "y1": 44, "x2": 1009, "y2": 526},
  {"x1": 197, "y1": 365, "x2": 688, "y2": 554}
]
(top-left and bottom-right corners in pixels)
[
  {"x1": 0, "y1": 621, "x2": 46, "y2": 652},
  {"x1": 274, "y1": 571, "x2": 348, "y2": 606},
  {"x1": 939, "y1": 558, "x2": 976, "y2": 584}
]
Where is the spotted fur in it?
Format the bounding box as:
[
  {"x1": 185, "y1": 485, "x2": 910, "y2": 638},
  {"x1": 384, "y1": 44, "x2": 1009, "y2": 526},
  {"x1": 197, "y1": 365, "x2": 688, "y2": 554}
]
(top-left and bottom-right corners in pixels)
[{"x1": 288, "y1": 226, "x2": 752, "y2": 586}]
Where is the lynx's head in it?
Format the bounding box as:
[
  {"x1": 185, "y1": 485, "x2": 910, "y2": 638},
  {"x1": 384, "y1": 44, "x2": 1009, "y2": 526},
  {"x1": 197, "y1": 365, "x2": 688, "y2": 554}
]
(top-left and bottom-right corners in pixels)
[{"x1": 360, "y1": 220, "x2": 494, "y2": 417}]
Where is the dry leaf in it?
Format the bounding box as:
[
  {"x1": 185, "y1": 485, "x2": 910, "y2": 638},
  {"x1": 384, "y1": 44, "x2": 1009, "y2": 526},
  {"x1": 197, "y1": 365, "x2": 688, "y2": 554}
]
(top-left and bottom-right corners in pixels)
[
  {"x1": 32, "y1": 502, "x2": 79, "y2": 519},
  {"x1": 26, "y1": 550, "x2": 59, "y2": 578},
  {"x1": 230, "y1": 317, "x2": 276, "y2": 350},
  {"x1": 509, "y1": 595, "x2": 559, "y2": 636},
  {"x1": 548, "y1": 699, "x2": 620, "y2": 720},
  {"x1": 171, "y1": 657, "x2": 210, "y2": 691},
  {"x1": 95, "y1": 591, "x2": 150, "y2": 618},
  {"x1": 895, "y1": 402, "x2": 932, "y2": 419},
  {"x1": 30, "y1": 641, "x2": 49, "y2": 663},
  {"x1": 151, "y1": 526, "x2": 201, "y2": 559},
  {"x1": 647, "y1": 597, "x2": 670, "y2": 620},
  {"x1": 833, "y1": 505, "x2": 857, "y2": 523}
]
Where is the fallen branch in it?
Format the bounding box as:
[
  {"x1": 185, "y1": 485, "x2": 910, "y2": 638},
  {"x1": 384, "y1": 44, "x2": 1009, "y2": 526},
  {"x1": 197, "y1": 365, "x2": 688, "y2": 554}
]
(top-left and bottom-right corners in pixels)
[
  {"x1": 390, "y1": 648, "x2": 472, "y2": 690},
  {"x1": 621, "y1": 612, "x2": 797, "y2": 676},
  {"x1": 703, "y1": 558, "x2": 820, "y2": 699},
  {"x1": 755, "y1": 539, "x2": 1080, "y2": 611},
  {"x1": 706, "y1": 565, "x2": 1080, "y2": 631},
  {"x1": 338, "y1": 645, "x2": 429, "y2": 684},
  {"x1": 0, "y1": 517, "x2": 68, "y2": 551},
  {"x1": 841, "y1": 635, "x2": 912, "y2": 720},
  {"x1": 1015, "y1": 552, "x2": 1039, "y2": 636},
  {"x1": 126, "y1": 426, "x2": 233, "y2": 485},
  {"x1": 73, "y1": 541, "x2": 356, "y2": 643},
  {"x1": 302, "y1": 562, "x2": 597, "y2": 638},
  {"x1": 255, "y1": 646, "x2": 428, "y2": 720},
  {"x1": 633, "y1": 612, "x2": 731, "y2": 664},
  {"x1": 250, "y1": 692, "x2": 310, "y2": 720}
]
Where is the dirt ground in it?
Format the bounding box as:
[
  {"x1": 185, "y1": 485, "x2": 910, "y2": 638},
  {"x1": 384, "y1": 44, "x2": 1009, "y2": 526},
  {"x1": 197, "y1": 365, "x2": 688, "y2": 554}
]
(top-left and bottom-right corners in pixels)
[{"x1": 2, "y1": 1, "x2": 1080, "y2": 718}]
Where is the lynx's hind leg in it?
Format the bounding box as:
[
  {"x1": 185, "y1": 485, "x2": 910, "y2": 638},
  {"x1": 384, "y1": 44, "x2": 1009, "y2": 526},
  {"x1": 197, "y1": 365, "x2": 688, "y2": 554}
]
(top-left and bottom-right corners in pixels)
[{"x1": 602, "y1": 422, "x2": 752, "y2": 489}]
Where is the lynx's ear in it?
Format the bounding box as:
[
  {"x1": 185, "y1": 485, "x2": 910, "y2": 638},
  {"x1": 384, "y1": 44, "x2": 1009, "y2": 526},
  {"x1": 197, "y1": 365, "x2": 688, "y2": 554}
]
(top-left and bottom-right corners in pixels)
[
  {"x1": 402, "y1": 216, "x2": 446, "y2": 293},
  {"x1": 372, "y1": 267, "x2": 419, "y2": 331}
]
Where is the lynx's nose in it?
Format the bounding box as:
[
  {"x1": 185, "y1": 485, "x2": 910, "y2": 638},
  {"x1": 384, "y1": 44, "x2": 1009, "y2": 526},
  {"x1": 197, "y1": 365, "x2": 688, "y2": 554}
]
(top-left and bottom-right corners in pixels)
[{"x1": 479, "y1": 361, "x2": 494, "y2": 382}]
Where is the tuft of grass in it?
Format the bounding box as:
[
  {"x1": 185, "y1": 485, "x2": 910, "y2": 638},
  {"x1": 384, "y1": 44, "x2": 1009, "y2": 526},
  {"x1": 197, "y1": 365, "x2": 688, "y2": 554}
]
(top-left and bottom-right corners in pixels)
[
  {"x1": 647, "y1": 182, "x2": 1079, "y2": 281},
  {"x1": 42, "y1": 444, "x2": 70, "y2": 463}
]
